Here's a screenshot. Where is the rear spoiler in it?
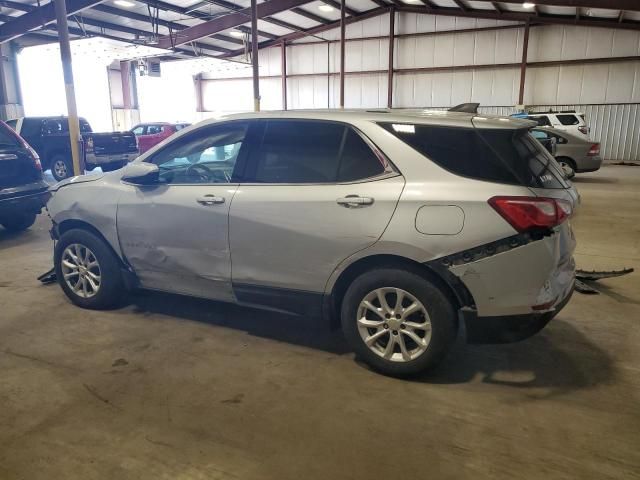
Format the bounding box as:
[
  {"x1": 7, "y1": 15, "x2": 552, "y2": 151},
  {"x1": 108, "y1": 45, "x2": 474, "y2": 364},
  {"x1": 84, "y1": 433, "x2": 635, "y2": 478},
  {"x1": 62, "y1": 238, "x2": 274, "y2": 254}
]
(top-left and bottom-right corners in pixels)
[{"x1": 449, "y1": 103, "x2": 479, "y2": 113}]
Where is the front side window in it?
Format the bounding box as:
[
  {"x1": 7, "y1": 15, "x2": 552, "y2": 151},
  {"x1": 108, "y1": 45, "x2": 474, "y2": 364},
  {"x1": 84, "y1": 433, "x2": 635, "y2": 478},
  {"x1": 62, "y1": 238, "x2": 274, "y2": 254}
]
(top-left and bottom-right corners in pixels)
[
  {"x1": 148, "y1": 122, "x2": 247, "y2": 184},
  {"x1": 556, "y1": 114, "x2": 580, "y2": 126},
  {"x1": 132, "y1": 126, "x2": 145, "y2": 135},
  {"x1": 246, "y1": 120, "x2": 386, "y2": 184}
]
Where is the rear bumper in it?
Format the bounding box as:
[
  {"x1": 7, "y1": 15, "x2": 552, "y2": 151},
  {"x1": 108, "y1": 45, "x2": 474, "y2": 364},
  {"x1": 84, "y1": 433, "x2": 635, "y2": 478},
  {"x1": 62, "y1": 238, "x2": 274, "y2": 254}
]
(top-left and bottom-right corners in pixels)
[
  {"x1": 576, "y1": 155, "x2": 602, "y2": 173},
  {"x1": 85, "y1": 151, "x2": 138, "y2": 167},
  {"x1": 0, "y1": 184, "x2": 50, "y2": 217},
  {"x1": 462, "y1": 282, "x2": 574, "y2": 344}
]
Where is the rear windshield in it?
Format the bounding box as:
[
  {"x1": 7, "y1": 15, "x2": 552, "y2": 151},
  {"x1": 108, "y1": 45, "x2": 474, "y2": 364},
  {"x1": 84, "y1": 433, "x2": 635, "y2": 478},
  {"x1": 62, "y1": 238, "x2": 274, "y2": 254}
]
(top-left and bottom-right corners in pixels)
[
  {"x1": 379, "y1": 123, "x2": 567, "y2": 189},
  {"x1": 0, "y1": 123, "x2": 20, "y2": 147}
]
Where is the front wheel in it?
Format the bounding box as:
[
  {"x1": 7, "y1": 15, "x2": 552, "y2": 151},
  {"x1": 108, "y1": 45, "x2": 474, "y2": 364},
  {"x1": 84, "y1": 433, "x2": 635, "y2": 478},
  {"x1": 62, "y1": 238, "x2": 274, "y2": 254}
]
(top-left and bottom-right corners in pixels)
[
  {"x1": 54, "y1": 228, "x2": 126, "y2": 309},
  {"x1": 341, "y1": 268, "x2": 458, "y2": 377}
]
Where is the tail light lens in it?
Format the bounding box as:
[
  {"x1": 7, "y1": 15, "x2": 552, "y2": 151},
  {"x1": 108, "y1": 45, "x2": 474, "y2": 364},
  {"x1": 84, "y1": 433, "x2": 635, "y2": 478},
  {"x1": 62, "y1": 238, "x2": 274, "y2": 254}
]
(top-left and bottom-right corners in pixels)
[
  {"x1": 587, "y1": 143, "x2": 600, "y2": 156},
  {"x1": 19, "y1": 138, "x2": 41, "y2": 171},
  {"x1": 489, "y1": 196, "x2": 572, "y2": 233},
  {"x1": 578, "y1": 126, "x2": 589, "y2": 135}
]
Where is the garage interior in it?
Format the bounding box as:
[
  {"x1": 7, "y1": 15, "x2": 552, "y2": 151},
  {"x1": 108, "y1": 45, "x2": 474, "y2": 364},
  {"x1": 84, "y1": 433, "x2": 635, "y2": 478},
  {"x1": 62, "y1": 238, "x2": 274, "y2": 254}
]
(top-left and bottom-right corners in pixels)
[{"x1": 1, "y1": 0, "x2": 639, "y2": 479}]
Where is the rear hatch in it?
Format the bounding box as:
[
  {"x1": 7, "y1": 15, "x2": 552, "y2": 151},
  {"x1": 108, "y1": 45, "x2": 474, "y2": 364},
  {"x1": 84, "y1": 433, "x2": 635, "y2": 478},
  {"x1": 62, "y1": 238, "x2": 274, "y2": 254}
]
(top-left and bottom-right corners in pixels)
[
  {"x1": 472, "y1": 121, "x2": 579, "y2": 209},
  {"x1": 0, "y1": 124, "x2": 42, "y2": 191},
  {"x1": 88, "y1": 131, "x2": 138, "y2": 155}
]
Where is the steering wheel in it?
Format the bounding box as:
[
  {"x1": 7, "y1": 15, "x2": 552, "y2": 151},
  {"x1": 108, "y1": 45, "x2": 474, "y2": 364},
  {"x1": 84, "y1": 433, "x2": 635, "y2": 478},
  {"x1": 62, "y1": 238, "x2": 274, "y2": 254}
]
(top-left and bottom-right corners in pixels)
[{"x1": 185, "y1": 163, "x2": 231, "y2": 183}]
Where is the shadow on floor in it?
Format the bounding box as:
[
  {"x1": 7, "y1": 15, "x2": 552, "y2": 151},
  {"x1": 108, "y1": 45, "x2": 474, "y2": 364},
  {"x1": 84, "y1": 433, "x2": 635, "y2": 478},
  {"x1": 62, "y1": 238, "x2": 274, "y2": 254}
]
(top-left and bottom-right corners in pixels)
[
  {"x1": 421, "y1": 318, "x2": 615, "y2": 395},
  {"x1": 127, "y1": 291, "x2": 614, "y2": 393},
  {"x1": 127, "y1": 290, "x2": 350, "y2": 356}
]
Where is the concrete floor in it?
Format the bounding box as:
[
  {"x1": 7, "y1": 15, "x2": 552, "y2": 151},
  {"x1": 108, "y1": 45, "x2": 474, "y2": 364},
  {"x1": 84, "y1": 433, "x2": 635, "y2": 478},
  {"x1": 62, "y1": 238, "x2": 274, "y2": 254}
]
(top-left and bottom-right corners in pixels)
[{"x1": 1, "y1": 165, "x2": 639, "y2": 479}]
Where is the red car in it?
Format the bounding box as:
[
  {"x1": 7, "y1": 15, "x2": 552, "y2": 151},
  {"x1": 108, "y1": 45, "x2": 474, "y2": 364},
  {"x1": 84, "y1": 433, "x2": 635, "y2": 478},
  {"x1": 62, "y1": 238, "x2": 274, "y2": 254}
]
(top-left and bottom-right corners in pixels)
[{"x1": 131, "y1": 122, "x2": 190, "y2": 154}]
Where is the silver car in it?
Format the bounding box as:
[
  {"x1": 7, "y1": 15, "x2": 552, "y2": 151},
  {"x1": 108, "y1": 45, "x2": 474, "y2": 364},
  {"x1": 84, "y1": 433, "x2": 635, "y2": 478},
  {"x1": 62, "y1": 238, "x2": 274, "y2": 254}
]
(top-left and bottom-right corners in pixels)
[
  {"x1": 46, "y1": 110, "x2": 578, "y2": 377},
  {"x1": 532, "y1": 127, "x2": 602, "y2": 175}
]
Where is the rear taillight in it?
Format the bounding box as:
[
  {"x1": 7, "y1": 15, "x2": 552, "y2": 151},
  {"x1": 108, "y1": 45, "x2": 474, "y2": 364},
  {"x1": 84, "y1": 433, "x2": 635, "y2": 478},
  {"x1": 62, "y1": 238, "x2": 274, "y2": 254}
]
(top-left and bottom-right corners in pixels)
[
  {"x1": 20, "y1": 139, "x2": 41, "y2": 171},
  {"x1": 578, "y1": 126, "x2": 589, "y2": 135},
  {"x1": 587, "y1": 143, "x2": 600, "y2": 156},
  {"x1": 489, "y1": 196, "x2": 572, "y2": 233}
]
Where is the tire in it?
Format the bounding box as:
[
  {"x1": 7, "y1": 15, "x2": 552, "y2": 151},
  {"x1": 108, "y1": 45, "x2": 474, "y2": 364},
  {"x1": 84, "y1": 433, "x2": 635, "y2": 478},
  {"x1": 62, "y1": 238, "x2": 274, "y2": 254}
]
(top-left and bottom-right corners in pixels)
[
  {"x1": 54, "y1": 228, "x2": 126, "y2": 309},
  {"x1": 1, "y1": 212, "x2": 37, "y2": 232},
  {"x1": 341, "y1": 268, "x2": 458, "y2": 377},
  {"x1": 50, "y1": 154, "x2": 72, "y2": 181},
  {"x1": 557, "y1": 157, "x2": 577, "y2": 178}
]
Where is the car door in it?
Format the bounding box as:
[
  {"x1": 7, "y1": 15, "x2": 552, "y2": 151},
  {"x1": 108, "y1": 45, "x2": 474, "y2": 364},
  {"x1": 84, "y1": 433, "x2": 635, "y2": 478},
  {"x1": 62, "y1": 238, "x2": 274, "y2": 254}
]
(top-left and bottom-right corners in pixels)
[
  {"x1": 116, "y1": 121, "x2": 250, "y2": 301},
  {"x1": 228, "y1": 119, "x2": 405, "y2": 314}
]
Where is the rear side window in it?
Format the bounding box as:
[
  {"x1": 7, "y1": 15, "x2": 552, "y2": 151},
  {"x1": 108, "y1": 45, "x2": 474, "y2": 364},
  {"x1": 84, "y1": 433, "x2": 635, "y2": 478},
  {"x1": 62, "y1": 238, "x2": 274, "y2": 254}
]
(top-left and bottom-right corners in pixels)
[
  {"x1": 380, "y1": 123, "x2": 566, "y2": 189},
  {"x1": 556, "y1": 114, "x2": 579, "y2": 126},
  {"x1": 248, "y1": 120, "x2": 385, "y2": 184}
]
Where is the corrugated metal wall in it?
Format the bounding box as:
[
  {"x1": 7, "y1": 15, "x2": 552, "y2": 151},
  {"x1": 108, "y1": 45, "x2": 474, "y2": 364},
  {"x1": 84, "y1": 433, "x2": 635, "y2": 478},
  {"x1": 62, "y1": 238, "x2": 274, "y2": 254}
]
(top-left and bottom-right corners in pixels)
[{"x1": 200, "y1": 14, "x2": 640, "y2": 161}]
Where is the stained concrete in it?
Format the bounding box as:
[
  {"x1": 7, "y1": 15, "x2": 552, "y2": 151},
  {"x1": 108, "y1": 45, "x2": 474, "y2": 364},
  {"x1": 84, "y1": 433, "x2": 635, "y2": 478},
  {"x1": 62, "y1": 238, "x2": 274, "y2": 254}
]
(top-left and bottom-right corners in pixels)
[{"x1": 1, "y1": 165, "x2": 639, "y2": 479}]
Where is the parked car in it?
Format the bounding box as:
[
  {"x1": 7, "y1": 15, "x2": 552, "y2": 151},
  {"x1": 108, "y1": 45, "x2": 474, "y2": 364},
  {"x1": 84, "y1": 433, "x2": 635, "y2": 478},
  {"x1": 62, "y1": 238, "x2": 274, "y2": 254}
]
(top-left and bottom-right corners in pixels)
[
  {"x1": 0, "y1": 120, "x2": 49, "y2": 232},
  {"x1": 523, "y1": 111, "x2": 589, "y2": 138},
  {"x1": 7, "y1": 116, "x2": 139, "y2": 181},
  {"x1": 46, "y1": 111, "x2": 578, "y2": 376},
  {"x1": 132, "y1": 122, "x2": 190, "y2": 154},
  {"x1": 531, "y1": 127, "x2": 602, "y2": 176}
]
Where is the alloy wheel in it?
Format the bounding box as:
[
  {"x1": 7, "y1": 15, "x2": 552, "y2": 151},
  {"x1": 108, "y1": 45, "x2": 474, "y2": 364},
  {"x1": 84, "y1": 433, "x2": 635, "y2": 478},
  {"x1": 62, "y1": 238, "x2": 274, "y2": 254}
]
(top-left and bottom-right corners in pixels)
[
  {"x1": 53, "y1": 159, "x2": 68, "y2": 179},
  {"x1": 357, "y1": 287, "x2": 431, "y2": 363},
  {"x1": 61, "y1": 243, "x2": 102, "y2": 298}
]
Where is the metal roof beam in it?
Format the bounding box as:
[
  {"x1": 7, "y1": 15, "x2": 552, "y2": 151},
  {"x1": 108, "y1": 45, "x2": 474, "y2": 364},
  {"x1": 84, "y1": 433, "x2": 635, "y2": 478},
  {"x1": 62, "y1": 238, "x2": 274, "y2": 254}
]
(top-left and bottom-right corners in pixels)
[
  {"x1": 397, "y1": 5, "x2": 640, "y2": 30},
  {"x1": 468, "y1": 0, "x2": 640, "y2": 11},
  {"x1": 157, "y1": 0, "x2": 316, "y2": 49},
  {"x1": 0, "y1": 0, "x2": 104, "y2": 43}
]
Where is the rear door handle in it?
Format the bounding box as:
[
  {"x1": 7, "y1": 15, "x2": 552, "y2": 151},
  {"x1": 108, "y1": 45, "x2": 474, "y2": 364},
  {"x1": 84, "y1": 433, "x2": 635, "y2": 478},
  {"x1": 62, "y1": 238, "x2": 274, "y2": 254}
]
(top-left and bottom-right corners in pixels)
[
  {"x1": 197, "y1": 195, "x2": 225, "y2": 206},
  {"x1": 336, "y1": 195, "x2": 374, "y2": 208}
]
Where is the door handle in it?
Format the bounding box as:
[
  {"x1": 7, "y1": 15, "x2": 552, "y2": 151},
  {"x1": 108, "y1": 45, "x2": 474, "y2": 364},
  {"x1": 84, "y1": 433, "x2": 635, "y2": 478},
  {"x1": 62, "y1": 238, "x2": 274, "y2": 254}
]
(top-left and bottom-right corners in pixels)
[
  {"x1": 336, "y1": 195, "x2": 374, "y2": 208},
  {"x1": 0, "y1": 154, "x2": 18, "y2": 161},
  {"x1": 197, "y1": 195, "x2": 225, "y2": 206}
]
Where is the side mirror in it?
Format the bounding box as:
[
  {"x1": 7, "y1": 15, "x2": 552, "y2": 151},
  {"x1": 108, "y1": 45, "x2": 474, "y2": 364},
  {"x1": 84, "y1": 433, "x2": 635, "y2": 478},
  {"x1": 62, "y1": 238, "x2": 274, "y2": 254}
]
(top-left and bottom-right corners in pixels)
[{"x1": 121, "y1": 162, "x2": 160, "y2": 185}]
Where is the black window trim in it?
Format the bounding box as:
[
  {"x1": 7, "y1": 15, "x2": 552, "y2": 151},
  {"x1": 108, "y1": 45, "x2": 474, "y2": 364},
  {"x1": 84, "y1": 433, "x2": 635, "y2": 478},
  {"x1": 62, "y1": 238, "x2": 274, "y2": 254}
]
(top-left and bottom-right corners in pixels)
[
  {"x1": 239, "y1": 118, "x2": 399, "y2": 187},
  {"x1": 142, "y1": 119, "x2": 252, "y2": 186}
]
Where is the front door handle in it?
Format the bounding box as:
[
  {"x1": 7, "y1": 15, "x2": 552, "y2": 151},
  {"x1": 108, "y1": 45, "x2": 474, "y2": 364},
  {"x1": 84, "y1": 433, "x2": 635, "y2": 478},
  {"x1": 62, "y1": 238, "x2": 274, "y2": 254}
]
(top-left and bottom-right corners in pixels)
[
  {"x1": 337, "y1": 195, "x2": 375, "y2": 208},
  {"x1": 197, "y1": 195, "x2": 225, "y2": 206}
]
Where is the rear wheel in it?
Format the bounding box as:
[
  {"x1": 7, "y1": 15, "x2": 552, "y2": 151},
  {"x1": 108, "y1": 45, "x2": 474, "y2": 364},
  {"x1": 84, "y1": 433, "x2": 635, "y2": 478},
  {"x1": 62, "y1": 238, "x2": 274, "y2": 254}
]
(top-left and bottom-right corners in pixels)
[
  {"x1": 54, "y1": 228, "x2": 126, "y2": 309},
  {"x1": 557, "y1": 157, "x2": 576, "y2": 178},
  {"x1": 341, "y1": 268, "x2": 458, "y2": 377},
  {"x1": 1, "y1": 212, "x2": 37, "y2": 232},
  {"x1": 50, "y1": 154, "x2": 72, "y2": 181}
]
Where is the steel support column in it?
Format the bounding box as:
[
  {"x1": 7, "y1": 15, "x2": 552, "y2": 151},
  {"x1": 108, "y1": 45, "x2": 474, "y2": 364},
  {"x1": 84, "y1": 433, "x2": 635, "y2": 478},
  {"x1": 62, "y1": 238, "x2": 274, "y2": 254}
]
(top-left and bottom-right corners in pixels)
[
  {"x1": 518, "y1": 19, "x2": 530, "y2": 105},
  {"x1": 339, "y1": 0, "x2": 346, "y2": 108},
  {"x1": 195, "y1": 73, "x2": 204, "y2": 112},
  {"x1": 387, "y1": 7, "x2": 395, "y2": 109},
  {"x1": 54, "y1": 0, "x2": 83, "y2": 176},
  {"x1": 251, "y1": 0, "x2": 260, "y2": 112},
  {"x1": 281, "y1": 42, "x2": 287, "y2": 110}
]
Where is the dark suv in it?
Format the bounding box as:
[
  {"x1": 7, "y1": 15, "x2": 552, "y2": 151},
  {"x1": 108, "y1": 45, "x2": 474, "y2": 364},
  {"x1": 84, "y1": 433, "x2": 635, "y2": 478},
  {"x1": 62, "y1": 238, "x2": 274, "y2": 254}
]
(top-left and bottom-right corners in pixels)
[{"x1": 0, "y1": 120, "x2": 48, "y2": 232}]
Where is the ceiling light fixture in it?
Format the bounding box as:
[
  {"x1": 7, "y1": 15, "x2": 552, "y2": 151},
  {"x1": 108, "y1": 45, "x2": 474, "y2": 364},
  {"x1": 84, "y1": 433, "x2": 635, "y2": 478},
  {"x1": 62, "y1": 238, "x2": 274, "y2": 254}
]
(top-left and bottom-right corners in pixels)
[
  {"x1": 318, "y1": 4, "x2": 334, "y2": 11},
  {"x1": 114, "y1": 0, "x2": 136, "y2": 7},
  {"x1": 229, "y1": 30, "x2": 244, "y2": 37},
  {"x1": 522, "y1": 2, "x2": 536, "y2": 8}
]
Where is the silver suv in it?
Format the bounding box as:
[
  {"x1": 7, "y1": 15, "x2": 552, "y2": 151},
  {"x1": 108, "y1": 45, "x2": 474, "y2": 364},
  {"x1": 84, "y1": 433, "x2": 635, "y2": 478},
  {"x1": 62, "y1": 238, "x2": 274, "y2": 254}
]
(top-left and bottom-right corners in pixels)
[{"x1": 47, "y1": 110, "x2": 578, "y2": 377}]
